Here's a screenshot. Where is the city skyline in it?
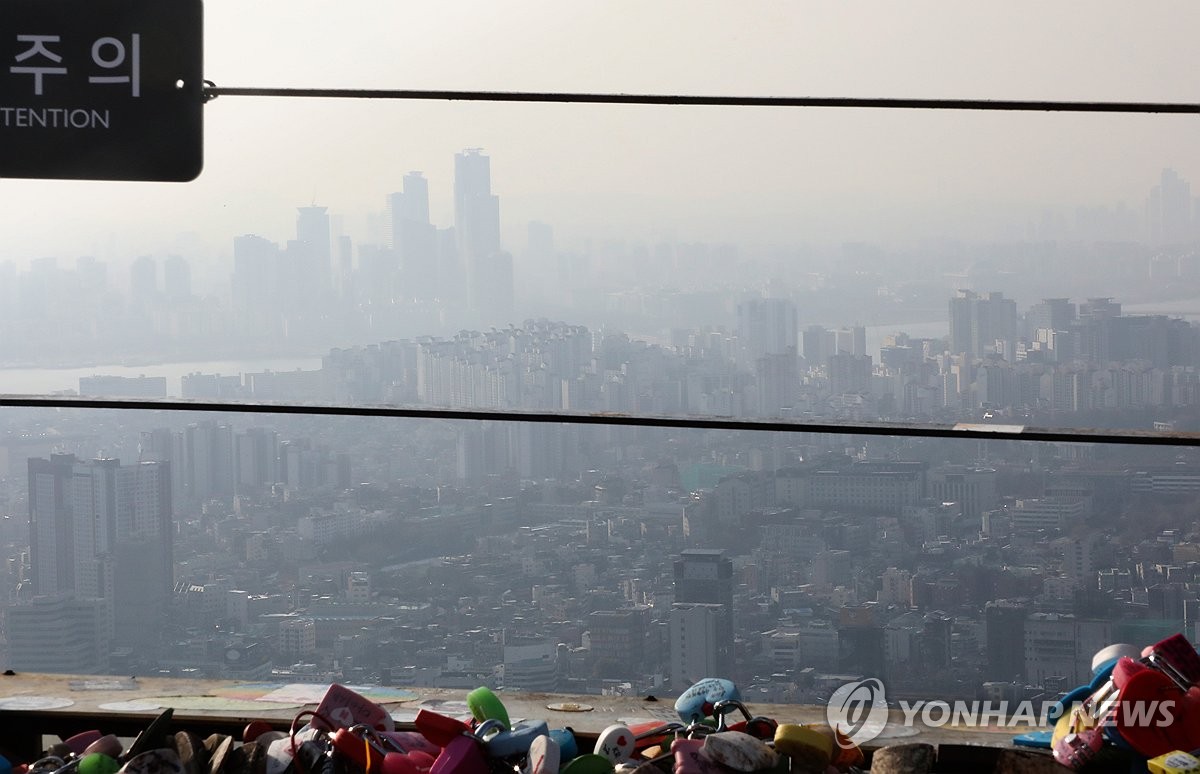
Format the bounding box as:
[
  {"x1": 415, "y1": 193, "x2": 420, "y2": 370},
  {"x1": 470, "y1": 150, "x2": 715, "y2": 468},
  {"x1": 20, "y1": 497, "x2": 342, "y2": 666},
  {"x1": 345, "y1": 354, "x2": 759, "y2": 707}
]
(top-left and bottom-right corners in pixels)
[{"x1": 0, "y1": 3, "x2": 1196, "y2": 262}]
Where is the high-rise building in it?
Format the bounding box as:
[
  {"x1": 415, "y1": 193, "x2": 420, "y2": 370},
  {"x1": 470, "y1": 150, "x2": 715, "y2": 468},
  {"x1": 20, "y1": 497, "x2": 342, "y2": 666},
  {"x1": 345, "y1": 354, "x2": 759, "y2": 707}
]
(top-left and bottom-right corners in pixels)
[
  {"x1": 130, "y1": 255, "x2": 157, "y2": 305},
  {"x1": 390, "y1": 172, "x2": 438, "y2": 302},
  {"x1": 185, "y1": 420, "x2": 235, "y2": 501},
  {"x1": 295, "y1": 206, "x2": 332, "y2": 305},
  {"x1": 141, "y1": 428, "x2": 186, "y2": 511},
  {"x1": 236, "y1": 427, "x2": 280, "y2": 493},
  {"x1": 735, "y1": 297, "x2": 797, "y2": 370},
  {"x1": 1027, "y1": 298, "x2": 1075, "y2": 338},
  {"x1": 928, "y1": 466, "x2": 998, "y2": 524},
  {"x1": 670, "y1": 602, "x2": 724, "y2": 686},
  {"x1": 674, "y1": 550, "x2": 734, "y2": 675},
  {"x1": 834, "y1": 327, "x2": 864, "y2": 357},
  {"x1": 455, "y1": 150, "x2": 498, "y2": 255},
  {"x1": 985, "y1": 600, "x2": 1027, "y2": 681},
  {"x1": 948, "y1": 290, "x2": 1018, "y2": 359},
  {"x1": 1024, "y1": 613, "x2": 1112, "y2": 687},
  {"x1": 454, "y1": 149, "x2": 512, "y2": 322},
  {"x1": 278, "y1": 617, "x2": 317, "y2": 662},
  {"x1": 503, "y1": 637, "x2": 559, "y2": 692},
  {"x1": 1147, "y1": 168, "x2": 1194, "y2": 244},
  {"x1": 7, "y1": 594, "x2": 111, "y2": 674},
  {"x1": 231, "y1": 234, "x2": 281, "y2": 337},
  {"x1": 163, "y1": 255, "x2": 191, "y2": 301},
  {"x1": 587, "y1": 608, "x2": 649, "y2": 679},
  {"x1": 26, "y1": 454, "x2": 172, "y2": 662},
  {"x1": 828, "y1": 353, "x2": 872, "y2": 394},
  {"x1": 802, "y1": 325, "x2": 835, "y2": 370}
]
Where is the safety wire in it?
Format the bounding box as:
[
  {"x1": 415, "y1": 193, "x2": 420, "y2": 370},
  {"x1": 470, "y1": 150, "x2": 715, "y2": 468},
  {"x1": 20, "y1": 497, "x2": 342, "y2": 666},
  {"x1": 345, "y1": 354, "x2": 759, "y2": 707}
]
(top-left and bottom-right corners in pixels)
[{"x1": 106, "y1": 81, "x2": 1193, "y2": 446}]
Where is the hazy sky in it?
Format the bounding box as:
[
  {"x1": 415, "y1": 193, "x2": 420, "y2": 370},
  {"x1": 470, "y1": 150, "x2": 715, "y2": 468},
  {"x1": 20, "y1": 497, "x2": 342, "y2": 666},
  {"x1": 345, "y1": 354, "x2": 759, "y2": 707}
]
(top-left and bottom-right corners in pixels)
[{"x1": 2, "y1": 2, "x2": 1198, "y2": 266}]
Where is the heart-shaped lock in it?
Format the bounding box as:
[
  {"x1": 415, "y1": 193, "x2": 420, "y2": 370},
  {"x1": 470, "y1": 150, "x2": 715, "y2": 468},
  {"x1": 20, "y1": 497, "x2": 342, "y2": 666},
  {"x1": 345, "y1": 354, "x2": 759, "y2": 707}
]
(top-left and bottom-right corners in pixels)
[{"x1": 594, "y1": 725, "x2": 636, "y2": 764}]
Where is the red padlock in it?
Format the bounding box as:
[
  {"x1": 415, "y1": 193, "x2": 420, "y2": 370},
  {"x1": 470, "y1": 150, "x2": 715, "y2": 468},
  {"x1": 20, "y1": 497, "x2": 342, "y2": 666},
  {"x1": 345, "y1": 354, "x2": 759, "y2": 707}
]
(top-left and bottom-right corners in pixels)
[
  {"x1": 381, "y1": 750, "x2": 435, "y2": 774},
  {"x1": 415, "y1": 710, "x2": 471, "y2": 748},
  {"x1": 1106, "y1": 666, "x2": 1180, "y2": 759},
  {"x1": 331, "y1": 726, "x2": 387, "y2": 774},
  {"x1": 378, "y1": 732, "x2": 440, "y2": 758}
]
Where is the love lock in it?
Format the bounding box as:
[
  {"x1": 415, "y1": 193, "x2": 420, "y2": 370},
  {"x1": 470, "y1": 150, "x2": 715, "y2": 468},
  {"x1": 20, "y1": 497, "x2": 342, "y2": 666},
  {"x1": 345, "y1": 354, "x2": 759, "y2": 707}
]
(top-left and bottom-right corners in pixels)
[
  {"x1": 595, "y1": 722, "x2": 689, "y2": 765},
  {"x1": 592, "y1": 726, "x2": 636, "y2": 765},
  {"x1": 314, "y1": 684, "x2": 394, "y2": 733},
  {"x1": 429, "y1": 735, "x2": 489, "y2": 774},
  {"x1": 467, "y1": 687, "x2": 511, "y2": 729},
  {"x1": 710, "y1": 701, "x2": 777, "y2": 740},
  {"x1": 668, "y1": 739, "x2": 721, "y2": 774},
  {"x1": 77, "y1": 756, "x2": 117, "y2": 774},
  {"x1": 381, "y1": 751, "x2": 436, "y2": 774},
  {"x1": 376, "y1": 733, "x2": 441, "y2": 759},
  {"x1": 1052, "y1": 726, "x2": 1105, "y2": 770},
  {"x1": 520, "y1": 736, "x2": 559, "y2": 774},
  {"x1": 118, "y1": 750, "x2": 184, "y2": 774},
  {"x1": 333, "y1": 724, "x2": 410, "y2": 774},
  {"x1": 61, "y1": 734, "x2": 102, "y2": 758},
  {"x1": 700, "y1": 732, "x2": 778, "y2": 773},
  {"x1": 474, "y1": 719, "x2": 550, "y2": 759},
  {"x1": 674, "y1": 679, "x2": 740, "y2": 724},
  {"x1": 548, "y1": 730, "x2": 578, "y2": 763},
  {"x1": 415, "y1": 710, "x2": 473, "y2": 748}
]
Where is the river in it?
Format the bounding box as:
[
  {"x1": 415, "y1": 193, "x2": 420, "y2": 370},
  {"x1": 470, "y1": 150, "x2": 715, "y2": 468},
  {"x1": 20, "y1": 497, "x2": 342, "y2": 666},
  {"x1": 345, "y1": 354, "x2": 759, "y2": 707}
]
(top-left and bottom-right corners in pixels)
[
  {"x1": 0, "y1": 322, "x2": 952, "y2": 397},
  {"x1": 0, "y1": 357, "x2": 324, "y2": 397}
]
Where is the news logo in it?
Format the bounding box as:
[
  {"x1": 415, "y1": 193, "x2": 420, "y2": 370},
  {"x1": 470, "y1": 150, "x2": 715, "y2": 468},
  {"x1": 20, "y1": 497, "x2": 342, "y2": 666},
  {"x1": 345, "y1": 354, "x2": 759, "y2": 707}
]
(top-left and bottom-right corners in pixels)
[{"x1": 826, "y1": 678, "x2": 889, "y2": 747}]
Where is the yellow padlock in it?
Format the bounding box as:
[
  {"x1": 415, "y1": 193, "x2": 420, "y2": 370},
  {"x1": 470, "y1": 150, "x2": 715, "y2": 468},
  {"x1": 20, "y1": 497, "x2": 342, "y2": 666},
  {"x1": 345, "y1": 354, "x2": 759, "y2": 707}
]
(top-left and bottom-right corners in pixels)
[
  {"x1": 773, "y1": 724, "x2": 832, "y2": 770},
  {"x1": 1148, "y1": 751, "x2": 1200, "y2": 774}
]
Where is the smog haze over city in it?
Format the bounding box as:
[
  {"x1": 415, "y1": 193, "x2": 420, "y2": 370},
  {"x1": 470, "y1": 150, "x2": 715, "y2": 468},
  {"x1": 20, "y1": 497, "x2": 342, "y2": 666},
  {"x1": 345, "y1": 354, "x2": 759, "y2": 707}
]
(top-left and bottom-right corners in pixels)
[{"x1": 3, "y1": 2, "x2": 1200, "y2": 711}]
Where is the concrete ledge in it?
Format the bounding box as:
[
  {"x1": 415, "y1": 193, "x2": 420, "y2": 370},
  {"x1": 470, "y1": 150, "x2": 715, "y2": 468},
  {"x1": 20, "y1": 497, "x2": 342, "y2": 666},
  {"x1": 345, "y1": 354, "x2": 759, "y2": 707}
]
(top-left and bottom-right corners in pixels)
[{"x1": 0, "y1": 673, "x2": 1052, "y2": 771}]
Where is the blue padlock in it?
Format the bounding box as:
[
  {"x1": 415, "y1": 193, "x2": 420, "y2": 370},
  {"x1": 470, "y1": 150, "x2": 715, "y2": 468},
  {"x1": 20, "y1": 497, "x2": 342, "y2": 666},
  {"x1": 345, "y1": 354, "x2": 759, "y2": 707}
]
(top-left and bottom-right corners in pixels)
[
  {"x1": 475, "y1": 719, "x2": 550, "y2": 758},
  {"x1": 549, "y1": 729, "x2": 578, "y2": 762},
  {"x1": 675, "y1": 678, "x2": 741, "y2": 723}
]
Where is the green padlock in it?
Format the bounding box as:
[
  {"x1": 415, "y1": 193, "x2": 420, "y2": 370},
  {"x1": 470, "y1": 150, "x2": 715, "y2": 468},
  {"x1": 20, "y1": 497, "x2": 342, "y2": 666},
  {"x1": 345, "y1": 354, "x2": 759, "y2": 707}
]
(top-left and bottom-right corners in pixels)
[
  {"x1": 79, "y1": 754, "x2": 120, "y2": 774},
  {"x1": 560, "y1": 753, "x2": 616, "y2": 774},
  {"x1": 467, "y1": 686, "x2": 510, "y2": 728}
]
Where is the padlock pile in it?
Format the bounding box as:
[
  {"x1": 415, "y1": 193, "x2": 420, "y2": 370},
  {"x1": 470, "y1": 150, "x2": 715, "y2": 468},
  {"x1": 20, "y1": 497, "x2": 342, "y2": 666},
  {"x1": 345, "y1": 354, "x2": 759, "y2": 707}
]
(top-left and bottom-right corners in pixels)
[
  {"x1": 1043, "y1": 633, "x2": 1200, "y2": 771},
  {"x1": 10, "y1": 679, "x2": 867, "y2": 774}
]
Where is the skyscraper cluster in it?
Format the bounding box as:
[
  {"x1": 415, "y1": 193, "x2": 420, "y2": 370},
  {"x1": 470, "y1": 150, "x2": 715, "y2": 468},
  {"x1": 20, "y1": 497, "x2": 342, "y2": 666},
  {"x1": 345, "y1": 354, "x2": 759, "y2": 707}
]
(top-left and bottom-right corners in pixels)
[
  {"x1": 17, "y1": 454, "x2": 172, "y2": 672},
  {"x1": 230, "y1": 149, "x2": 515, "y2": 344}
]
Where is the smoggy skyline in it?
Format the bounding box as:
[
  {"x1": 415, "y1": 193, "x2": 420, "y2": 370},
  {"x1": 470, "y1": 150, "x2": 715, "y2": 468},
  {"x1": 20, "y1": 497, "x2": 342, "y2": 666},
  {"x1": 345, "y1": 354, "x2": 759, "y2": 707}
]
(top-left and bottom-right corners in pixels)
[{"x1": 0, "y1": 2, "x2": 1197, "y2": 263}]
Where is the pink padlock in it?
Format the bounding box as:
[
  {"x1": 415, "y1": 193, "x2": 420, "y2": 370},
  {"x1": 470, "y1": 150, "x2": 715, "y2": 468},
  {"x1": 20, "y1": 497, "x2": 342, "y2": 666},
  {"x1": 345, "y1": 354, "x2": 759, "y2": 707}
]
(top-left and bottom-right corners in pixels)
[
  {"x1": 429, "y1": 735, "x2": 488, "y2": 774},
  {"x1": 63, "y1": 732, "x2": 103, "y2": 756},
  {"x1": 671, "y1": 739, "x2": 722, "y2": 774},
  {"x1": 82, "y1": 736, "x2": 123, "y2": 758}
]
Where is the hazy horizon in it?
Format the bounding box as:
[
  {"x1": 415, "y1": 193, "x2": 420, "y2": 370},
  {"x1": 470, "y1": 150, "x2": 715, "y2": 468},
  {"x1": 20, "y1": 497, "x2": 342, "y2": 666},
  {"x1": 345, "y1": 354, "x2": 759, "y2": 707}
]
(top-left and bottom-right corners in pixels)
[{"x1": 0, "y1": 2, "x2": 1197, "y2": 265}]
